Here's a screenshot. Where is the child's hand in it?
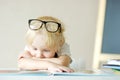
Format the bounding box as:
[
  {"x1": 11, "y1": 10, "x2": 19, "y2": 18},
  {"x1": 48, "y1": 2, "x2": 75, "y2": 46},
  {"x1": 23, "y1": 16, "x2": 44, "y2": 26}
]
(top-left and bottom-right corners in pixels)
[{"x1": 48, "y1": 64, "x2": 74, "y2": 73}]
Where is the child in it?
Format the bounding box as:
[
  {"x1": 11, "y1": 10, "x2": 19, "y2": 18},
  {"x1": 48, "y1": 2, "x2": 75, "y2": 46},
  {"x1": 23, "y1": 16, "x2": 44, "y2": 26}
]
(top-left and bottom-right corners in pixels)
[{"x1": 18, "y1": 16, "x2": 73, "y2": 72}]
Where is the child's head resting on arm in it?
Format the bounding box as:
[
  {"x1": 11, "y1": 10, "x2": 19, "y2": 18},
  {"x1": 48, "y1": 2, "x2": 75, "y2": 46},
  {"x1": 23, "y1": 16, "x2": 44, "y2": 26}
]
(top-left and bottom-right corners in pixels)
[{"x1": 25, "y1": 16, "x2": 66, "y2": 58}]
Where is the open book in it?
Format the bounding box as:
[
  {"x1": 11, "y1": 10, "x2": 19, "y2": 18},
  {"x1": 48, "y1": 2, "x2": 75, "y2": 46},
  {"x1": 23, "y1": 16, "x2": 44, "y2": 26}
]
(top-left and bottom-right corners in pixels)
[
  {"x1": 0, "y1": 68, "x2": 115, "y2": 76},
  {"x1": 0, "y1": 69, "x2": 50, "y2": 76}
]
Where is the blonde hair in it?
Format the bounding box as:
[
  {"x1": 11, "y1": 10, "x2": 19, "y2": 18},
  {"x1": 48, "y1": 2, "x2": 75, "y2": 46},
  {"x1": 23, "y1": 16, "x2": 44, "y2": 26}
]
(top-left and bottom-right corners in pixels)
[{"x1": 25, "y1": 16, "x2": 65, "y2": 51}]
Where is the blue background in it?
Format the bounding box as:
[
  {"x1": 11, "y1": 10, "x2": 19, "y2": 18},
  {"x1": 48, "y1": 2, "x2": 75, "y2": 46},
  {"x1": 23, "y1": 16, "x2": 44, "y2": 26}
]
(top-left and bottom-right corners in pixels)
[{"x1": 102, "y1": 0, "x2": 120, "y2": 54}]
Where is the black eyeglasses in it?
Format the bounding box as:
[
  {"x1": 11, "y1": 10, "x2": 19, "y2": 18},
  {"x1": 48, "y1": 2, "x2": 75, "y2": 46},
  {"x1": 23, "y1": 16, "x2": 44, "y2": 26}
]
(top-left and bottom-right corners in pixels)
[{"x1": 28, "y1": 19, "x2": 61, "y2": 33}]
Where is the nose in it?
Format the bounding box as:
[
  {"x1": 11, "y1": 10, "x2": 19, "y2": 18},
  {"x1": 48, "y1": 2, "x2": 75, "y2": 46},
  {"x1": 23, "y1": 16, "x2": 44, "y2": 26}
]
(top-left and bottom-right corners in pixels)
[{"x1": 35, "y1": 51, "x2": 44, "y2": 58}]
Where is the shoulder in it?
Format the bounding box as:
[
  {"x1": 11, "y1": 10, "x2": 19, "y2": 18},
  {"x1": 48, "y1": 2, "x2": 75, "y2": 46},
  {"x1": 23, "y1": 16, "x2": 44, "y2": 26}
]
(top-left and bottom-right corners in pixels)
[
  {"x1": 57, "y1": 42, "x2": 71, "y2": 56},
  {"x1": 61, "y1": 43, "x2": 70, "y2": 52},
  {"x1": 62, "y1": 43, "x2": 70, "y2": 49}
]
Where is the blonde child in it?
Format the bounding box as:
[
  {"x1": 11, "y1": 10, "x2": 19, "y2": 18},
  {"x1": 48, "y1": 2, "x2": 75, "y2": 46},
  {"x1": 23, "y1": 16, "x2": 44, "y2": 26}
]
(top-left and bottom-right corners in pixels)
[{"x1": 18, "y1": 16, "x2": 73, "y2": 72}]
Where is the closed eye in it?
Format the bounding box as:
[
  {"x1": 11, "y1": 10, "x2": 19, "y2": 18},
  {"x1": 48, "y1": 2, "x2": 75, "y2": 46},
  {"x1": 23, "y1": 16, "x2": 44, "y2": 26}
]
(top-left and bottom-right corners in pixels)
[
  {"x1": 33, "y1": 47, "x2": 38, "y2": 50},
  {"x1": 43, "y1": 49, "x2": 50, "y2": 52}
]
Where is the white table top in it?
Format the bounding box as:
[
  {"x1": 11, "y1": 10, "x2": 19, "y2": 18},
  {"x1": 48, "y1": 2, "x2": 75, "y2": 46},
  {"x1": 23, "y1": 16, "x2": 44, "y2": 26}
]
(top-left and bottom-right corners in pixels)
[{"x1": 0, "y1": 68, "x2": 119, "y2": 80}]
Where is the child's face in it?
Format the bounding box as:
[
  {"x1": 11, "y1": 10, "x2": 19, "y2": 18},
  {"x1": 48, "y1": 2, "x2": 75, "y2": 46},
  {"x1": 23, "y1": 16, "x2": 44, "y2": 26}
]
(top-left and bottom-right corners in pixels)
[{"x1": 29, "y1": 34, "x2": 56, "y2": 58}]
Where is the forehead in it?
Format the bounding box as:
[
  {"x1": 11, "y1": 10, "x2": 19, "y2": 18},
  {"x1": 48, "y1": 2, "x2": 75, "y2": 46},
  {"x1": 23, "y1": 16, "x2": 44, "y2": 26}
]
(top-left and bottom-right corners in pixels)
[
  {"x1": 32, "y1": 35, "x2": 56, "y2": 51},
  {"x1": 32, "y1": 34, "x2": 46, "y2": 45},
  {"x1": 31, "y1": 34, "x2": 46, "y2": 47}
]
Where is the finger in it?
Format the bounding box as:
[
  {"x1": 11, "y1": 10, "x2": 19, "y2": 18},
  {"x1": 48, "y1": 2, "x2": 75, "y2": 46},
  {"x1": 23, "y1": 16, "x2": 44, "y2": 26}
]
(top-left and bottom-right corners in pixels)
[
  {"x1": 49, "y1": 68, "x2": 63, "y2": 73},
  {"x1": 60, "y1": 67, "x2": 74, "y2": 73}
]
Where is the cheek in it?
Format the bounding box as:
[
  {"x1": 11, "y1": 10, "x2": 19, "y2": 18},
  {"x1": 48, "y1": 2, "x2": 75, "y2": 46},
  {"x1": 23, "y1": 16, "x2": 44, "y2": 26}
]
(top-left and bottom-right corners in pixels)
[
  {"x1": 44, "y1": 52, "x2": 55, "y2": 58},
  {"x1": 29, "y1": 49, "x2": 36, "y2": 56}
]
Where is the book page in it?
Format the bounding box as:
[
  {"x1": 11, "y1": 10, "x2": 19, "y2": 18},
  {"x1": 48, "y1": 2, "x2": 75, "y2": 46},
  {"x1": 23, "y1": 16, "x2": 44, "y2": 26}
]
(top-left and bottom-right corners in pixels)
[
  {"x1": 0, "y1": 68, "x2": 116, "y2": 76},
  {"x1": 51, "y1": 69, "x2": 115, "y2": 76},
  {"x1": 0, "y1": 68, "x2": 51, "y2": 76}
]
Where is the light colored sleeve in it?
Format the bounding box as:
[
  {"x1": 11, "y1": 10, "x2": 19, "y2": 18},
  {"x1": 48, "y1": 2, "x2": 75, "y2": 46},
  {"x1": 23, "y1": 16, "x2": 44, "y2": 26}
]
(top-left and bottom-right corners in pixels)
[{"x1": 57, "y1": 43, "x2": 71, "y2": 56}]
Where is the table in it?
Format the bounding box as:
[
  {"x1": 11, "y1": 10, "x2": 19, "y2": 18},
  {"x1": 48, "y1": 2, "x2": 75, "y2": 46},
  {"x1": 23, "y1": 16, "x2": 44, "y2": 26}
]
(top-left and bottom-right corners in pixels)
[{"x1": 0, "y1": 68, "x2": 119, "y2": 80}]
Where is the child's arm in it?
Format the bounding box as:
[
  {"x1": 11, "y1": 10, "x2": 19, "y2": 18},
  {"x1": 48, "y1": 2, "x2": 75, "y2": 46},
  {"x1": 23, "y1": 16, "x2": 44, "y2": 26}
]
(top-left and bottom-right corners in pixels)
[
  {"x1": 18, "y1": 51, "x2": 73, "y2": 72},
  {"x1": 18, "y1": 58, "x2": 73, "y2": 72},
  {"x1": 33, "y1": 55, "x2": 71, "y2": 66}
]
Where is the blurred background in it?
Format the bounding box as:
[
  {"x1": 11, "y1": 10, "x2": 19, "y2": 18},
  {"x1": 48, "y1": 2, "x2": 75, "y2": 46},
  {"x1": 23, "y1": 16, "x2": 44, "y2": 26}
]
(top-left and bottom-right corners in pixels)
[{"x1": 0, "y1": 0, "x2": 100, "y2": 70}]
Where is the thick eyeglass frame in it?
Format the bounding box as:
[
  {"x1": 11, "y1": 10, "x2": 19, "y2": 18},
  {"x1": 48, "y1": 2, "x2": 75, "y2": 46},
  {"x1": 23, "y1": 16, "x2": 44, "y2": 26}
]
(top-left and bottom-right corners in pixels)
[{"x1": 28, "y1": 19, "x2": 61, "y2": 33}]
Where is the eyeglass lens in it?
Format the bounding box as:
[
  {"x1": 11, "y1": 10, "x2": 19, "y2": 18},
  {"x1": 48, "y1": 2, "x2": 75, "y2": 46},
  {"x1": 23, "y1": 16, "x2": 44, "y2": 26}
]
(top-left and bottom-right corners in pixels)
[
  {"x1": 46, "y1": 22, "x2": 59, "y2": 32},
  {"x1": 30, "y1": 20, "x2": 42, "y2": 30}
]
